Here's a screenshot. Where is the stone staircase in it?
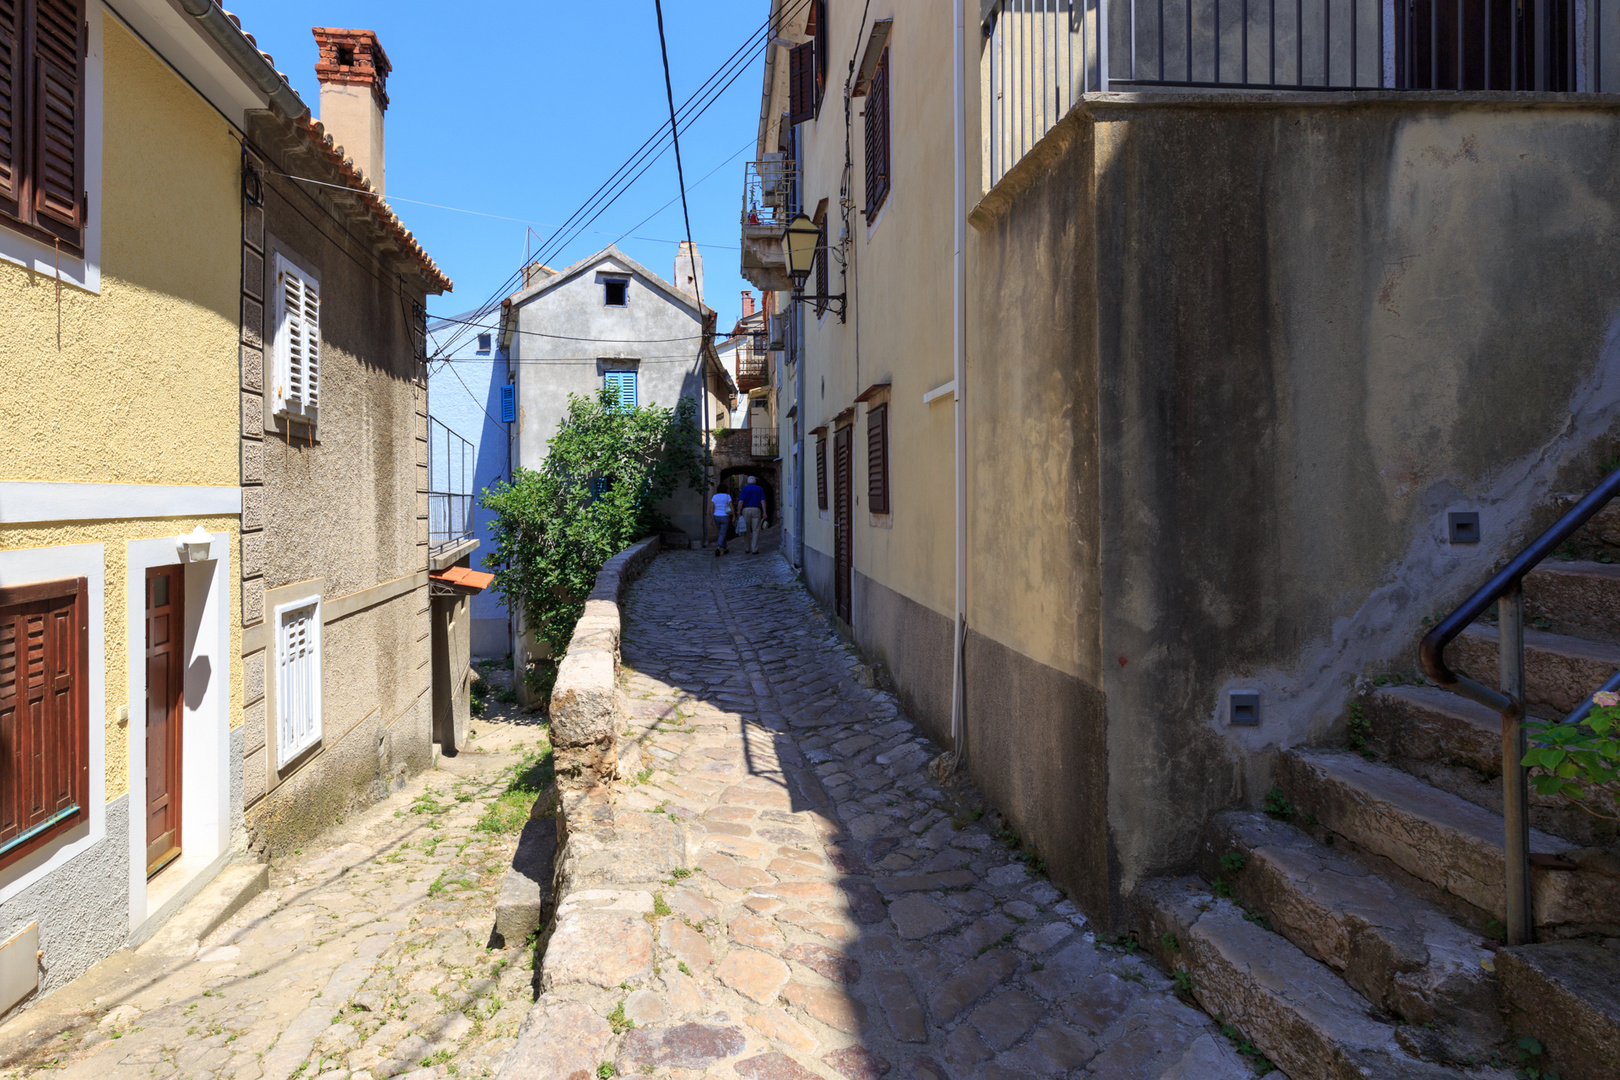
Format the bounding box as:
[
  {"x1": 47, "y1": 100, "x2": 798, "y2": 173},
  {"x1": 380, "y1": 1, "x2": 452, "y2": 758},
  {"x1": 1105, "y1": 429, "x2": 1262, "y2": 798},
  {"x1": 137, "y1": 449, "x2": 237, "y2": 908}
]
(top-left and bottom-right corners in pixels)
[{"x1": 1134, "y1": 559, "x2": 1620, "y2": 1080}]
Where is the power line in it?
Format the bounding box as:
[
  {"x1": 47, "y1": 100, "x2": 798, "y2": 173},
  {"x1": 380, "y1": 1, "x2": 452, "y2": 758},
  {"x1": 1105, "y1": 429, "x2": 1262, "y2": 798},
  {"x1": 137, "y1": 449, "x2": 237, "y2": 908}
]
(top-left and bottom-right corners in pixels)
[
  {"x1": 655, "y1": 0, "x2": 701, "y2": 316},
  {"x1": 427, "y1": 315, "x2": 712, "y2": 345}
]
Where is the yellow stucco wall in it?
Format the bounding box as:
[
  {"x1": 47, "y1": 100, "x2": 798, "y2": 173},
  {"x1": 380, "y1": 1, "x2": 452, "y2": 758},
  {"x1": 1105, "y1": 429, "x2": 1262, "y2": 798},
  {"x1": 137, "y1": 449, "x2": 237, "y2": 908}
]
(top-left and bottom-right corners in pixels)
[{"x1": 0, "y1": 19, "x2": 245, "y2": 803}]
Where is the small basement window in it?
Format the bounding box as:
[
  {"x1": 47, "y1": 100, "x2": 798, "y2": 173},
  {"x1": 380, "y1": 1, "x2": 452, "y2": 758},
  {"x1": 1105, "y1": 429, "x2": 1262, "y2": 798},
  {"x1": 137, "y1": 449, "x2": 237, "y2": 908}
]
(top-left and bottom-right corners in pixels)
[{"x1": 604, "y1": 279, "x2": 629, "y2": 307}]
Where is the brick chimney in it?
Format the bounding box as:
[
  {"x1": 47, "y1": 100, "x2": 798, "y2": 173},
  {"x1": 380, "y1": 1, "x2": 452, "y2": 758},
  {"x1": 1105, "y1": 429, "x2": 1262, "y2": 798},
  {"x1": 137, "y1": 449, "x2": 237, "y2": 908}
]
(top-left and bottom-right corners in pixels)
[
  {"x1": 741, "y1": 290, "x2": 755, "y2": 317},
  {"x1": 675, "y1": 241, "x2": 703, "y2": 303},
  {"x1": 312, "y1": 28, "x2": 391, "y2": 195}
]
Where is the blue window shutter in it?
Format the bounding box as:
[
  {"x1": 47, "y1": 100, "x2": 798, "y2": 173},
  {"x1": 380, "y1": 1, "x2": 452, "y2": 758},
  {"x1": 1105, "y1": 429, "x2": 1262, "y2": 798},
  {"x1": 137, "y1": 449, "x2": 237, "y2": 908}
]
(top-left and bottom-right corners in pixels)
[
  {"x1": 604, "y1": 371, "x2": 636, "y2": 410},
  {"x1": 500, "y1": 385, "x2": 515, "y2": 424}
]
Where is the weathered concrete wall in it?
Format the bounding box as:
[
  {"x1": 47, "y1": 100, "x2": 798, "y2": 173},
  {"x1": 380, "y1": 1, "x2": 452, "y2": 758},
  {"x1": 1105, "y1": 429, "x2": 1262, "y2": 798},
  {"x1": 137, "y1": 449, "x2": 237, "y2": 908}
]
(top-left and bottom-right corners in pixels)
[
  {"x1": 239, "y1": 159, "x2": 433, "y2": 856},
  {"x1": 970, "y1": 94, "x2": 1620, "y2": 915}
]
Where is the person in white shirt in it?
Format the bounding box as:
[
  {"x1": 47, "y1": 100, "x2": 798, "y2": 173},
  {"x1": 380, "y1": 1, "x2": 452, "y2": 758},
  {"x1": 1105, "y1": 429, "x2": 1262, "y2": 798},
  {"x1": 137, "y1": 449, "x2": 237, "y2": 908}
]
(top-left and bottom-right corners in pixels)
[{"x1": 711, "y1": 488, "x2": 733, "y2": 555}]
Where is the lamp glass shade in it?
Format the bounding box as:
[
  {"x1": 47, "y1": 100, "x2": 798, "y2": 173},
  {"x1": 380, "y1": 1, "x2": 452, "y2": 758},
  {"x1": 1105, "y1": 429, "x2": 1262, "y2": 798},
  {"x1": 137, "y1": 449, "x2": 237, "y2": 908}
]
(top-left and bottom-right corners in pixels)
[{"x1": 783, "y1": 212, "x2": 820, "y2": 281}]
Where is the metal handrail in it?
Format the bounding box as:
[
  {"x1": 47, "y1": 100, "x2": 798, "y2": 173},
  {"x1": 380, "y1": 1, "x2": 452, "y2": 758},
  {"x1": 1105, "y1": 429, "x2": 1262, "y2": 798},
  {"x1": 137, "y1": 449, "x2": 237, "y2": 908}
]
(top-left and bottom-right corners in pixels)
[{"x1": 1419, "y1": 464, "x2": 1620, "y2": 944}]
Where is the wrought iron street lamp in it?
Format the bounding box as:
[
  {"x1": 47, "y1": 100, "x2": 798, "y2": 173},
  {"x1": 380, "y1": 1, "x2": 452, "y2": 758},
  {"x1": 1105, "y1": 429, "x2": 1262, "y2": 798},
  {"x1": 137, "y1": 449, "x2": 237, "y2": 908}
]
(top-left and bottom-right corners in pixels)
[{"x1": 783, "y1": 212, "x2": 844, "y2": 318}]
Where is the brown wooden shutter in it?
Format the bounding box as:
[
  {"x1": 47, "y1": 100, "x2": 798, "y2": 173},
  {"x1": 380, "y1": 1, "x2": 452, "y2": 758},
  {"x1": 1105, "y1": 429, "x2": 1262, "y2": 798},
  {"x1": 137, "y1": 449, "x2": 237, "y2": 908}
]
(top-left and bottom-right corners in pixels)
[
  {"x1": 864, "y1": 48, "x2": 890, "y2": 219},
  {"x1": 0, "y1": 577, "x2": 88, "y2": 872},
  {"x1": 0, "y1": 0, "x2": 20, "y2": 219},
  {"x1": 814, "y1": 216, "x2": 828, "y2": 317},
  {"x1": 30, "y1": 0, "x2": 82, "y2": 247},
  {"x1": 816, "y1": 434, "x2": 828, "y2": 511},
  {"x1": 866, "y1": 403, "x2": 889, "y2": 513},
  {"x1": 813, "y1": 0, "x2": 828, "y2": 115},
  {"x1": 789, "y1": 41, "x2": 815, "y2": 125}
]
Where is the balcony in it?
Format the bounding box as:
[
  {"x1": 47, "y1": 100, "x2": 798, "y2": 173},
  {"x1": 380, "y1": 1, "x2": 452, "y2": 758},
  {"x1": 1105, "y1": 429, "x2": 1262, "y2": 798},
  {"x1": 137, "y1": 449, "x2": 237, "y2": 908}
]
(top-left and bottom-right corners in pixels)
[
  {"x1": 984, "y1": 0, "x2": 1613, "y2": 189},
  {"x1": 740, "y1": 156, "x2": 795, "y2": 293},
  {"x1": 428, "y1": 417, "x2": 474, "y2": 553},
  {"x1": 736, "y1": 336, "x2": 767, "y2": 392}
]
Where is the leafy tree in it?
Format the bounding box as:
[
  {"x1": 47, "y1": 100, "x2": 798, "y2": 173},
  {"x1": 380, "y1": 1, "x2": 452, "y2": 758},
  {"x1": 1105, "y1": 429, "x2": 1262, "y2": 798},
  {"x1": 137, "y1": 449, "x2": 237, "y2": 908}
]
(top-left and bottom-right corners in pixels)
[{"x1": 482, "y1": 389, "x2": 705, "y2": 688}]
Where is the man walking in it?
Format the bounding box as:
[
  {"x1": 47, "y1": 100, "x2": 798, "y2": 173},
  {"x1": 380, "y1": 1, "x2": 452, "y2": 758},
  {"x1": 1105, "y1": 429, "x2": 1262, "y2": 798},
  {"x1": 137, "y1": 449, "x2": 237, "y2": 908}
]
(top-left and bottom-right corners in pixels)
[
  {"x1": 739, "y1": 476, "x2": 767, "y2": 554},
  {"x1": 711, "y1": 485, "x2": 733, "y2": 556}
]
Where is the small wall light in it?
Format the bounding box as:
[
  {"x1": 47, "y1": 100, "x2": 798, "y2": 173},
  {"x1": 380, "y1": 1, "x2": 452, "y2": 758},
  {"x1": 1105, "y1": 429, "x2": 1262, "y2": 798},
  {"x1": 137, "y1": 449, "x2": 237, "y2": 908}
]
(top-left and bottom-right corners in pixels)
[
  {"x1": 1448, "y1": 511, "x2": 1481, "y2": 544},
  {"x1": 177, "y1": 525, "x2": 214, "y2": 563},
  {"x1": 1230, "y1": 691, "x2": 1260, "y2": 727}
]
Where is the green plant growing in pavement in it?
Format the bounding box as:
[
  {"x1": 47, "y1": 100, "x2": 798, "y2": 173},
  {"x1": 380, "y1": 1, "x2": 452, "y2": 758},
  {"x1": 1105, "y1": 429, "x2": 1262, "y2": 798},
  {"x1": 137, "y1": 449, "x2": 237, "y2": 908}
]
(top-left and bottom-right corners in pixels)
[
  {"x1": 1521, "y1": 692, "x2": 1620, "y2": 822},
  {"x1": 1219, "y1": 851, "x2": 1248, "y2": 875},
  {"x1": 482, "y1": 390, "x2": 706, "y2": 691},
  {"x1": 1346, "y1": 700, "x2": 1375, "y2": 758},
  {"x1": 608, "y1": 998, "x2": 633, "y2": 1034},
  {"x1": 476, "y1": 745, "x2": 556, "y2": 834},
  {"x1": 1513, "y1": 1035, "x2": 1562, "y2": 1080},
  {"x1": 1173, "y1": 967, "x2": 1195, "y2": 993},
  {"x1": 1263, "y1": 788, "x2": 1297, "y2": 822},
  {"x1": 597, "y1": 1063, "x2": 617, "y2": 1079}
]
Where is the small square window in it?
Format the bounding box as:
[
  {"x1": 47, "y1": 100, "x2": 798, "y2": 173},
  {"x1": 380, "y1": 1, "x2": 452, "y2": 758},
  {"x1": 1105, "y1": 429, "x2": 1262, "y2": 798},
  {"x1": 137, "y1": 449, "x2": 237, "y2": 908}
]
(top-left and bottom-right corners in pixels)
[
  {"x1": 604, "y1": 280, "x2": 629, "y2": 307},
  {"x1": 477, "y1": 333, "x2": 492, "y2": 353}
]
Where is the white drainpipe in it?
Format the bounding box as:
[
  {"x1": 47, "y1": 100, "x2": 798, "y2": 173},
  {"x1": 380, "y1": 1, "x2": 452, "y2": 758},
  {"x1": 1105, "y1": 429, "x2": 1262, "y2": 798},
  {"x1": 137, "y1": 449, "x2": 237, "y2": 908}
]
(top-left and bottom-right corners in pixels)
[{"x1": 951, "y1": 0, "x2": 968, "y2": 759}]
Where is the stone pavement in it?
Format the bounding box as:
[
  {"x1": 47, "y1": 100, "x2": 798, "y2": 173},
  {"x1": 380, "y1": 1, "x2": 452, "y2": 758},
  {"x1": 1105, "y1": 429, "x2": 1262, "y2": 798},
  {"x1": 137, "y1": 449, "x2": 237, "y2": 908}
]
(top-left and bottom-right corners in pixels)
[
  {"x1": 511, "y1": 532, "x2": 1275, "y2": 1080},
  {"x1": 0, "y1": 717, "x2": 549, "y2": 1080}
]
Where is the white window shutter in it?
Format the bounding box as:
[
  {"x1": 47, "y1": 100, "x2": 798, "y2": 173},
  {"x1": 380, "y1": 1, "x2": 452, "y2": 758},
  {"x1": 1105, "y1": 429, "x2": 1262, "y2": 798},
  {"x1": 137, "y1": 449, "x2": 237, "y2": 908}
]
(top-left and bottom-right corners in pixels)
[
  {"x1": 276, "y1": 596, "x2": 323, "y2": 767},
  {"x1": 274, "y1": 255, "x2": 321, "y2": 422}
]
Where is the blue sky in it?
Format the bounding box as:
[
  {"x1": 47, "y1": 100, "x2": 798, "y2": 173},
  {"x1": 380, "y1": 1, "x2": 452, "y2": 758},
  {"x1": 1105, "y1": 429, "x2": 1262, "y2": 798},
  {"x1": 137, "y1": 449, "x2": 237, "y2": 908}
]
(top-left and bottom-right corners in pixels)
[{"x1": 228, "y1": 0, "x2": 767, "y2": 339}]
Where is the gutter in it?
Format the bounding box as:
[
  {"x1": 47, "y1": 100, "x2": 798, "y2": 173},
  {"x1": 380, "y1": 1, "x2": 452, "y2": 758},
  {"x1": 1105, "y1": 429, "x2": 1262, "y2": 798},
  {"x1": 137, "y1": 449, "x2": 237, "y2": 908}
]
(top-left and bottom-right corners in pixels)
[
  {"x1": 950, "y1": 0, "x2": 968, "y2": 762},
  {"x1": 176, "y1": 0, "x2": 310, "y2": 121}
]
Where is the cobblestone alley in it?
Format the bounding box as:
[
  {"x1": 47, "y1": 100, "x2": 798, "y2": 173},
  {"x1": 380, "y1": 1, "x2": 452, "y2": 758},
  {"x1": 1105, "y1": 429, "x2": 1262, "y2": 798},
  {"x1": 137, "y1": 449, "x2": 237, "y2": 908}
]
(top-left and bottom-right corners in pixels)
[
  {"x1": 507, "y1": 536, "x2": 1269, "y2": 1080},
  {"x1": 0, "y1": 536, "x2": 1269, "y2": 1080}
]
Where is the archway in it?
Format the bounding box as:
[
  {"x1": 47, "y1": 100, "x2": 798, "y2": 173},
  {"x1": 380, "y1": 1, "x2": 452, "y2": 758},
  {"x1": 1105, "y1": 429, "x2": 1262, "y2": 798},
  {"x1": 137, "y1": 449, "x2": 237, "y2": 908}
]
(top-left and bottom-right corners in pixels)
[{"x1": 716, "y1": 465, "x2": 777, "y2": 522}]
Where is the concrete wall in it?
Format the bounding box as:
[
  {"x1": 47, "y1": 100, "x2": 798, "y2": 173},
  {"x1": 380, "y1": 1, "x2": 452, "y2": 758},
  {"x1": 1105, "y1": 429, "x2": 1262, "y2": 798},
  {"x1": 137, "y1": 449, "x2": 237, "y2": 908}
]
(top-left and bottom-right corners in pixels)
[
  {"x1": 508, "y1": 248, "x2": 729, "y2": 542},
  {"x1": 969, "y1": 94, "x2": 1620, "y2": 916},
  {"x1": 239, "y1": 159, "x2": 433, "y2": 858}
]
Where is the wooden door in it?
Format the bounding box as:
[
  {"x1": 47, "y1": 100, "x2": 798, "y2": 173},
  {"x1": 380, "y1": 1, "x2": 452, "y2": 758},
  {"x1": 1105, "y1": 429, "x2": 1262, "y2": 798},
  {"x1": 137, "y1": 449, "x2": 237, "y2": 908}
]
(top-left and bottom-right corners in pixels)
[
  {"x1": 834, "y1": 425, "x2": 853, "y2": 624},
  {"x1": 145, "y1": 565, "x2": 183, "y2": 877}
]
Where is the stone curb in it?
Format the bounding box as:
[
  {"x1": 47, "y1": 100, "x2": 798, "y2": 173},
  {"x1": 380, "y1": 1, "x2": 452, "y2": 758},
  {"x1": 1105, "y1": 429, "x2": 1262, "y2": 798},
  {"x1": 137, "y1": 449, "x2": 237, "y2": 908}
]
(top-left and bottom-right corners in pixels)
[
  {"x1": 548, "y1": 535, "x2": 661, "y2": 786},
  {"x1": 491, "y1": 536, "x2": 661, "y2": 959}
]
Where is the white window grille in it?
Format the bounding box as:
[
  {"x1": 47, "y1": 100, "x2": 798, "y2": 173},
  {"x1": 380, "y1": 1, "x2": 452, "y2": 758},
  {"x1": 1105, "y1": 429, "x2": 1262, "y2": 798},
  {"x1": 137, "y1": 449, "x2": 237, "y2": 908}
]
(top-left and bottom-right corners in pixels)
[
  {"x1": 275, "y1": 595, "x2": 323, "y2": 767},
  {"x1": 273, "y1": 253, "x2": 321, "y2": 423}
]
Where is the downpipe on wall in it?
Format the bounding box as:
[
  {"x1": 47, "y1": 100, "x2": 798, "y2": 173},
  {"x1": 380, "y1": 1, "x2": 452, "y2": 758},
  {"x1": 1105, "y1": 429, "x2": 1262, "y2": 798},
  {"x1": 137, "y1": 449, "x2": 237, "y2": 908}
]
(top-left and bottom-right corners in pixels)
[{"x1": 950, "y1": 0, "x2": 968, "y2": 765}]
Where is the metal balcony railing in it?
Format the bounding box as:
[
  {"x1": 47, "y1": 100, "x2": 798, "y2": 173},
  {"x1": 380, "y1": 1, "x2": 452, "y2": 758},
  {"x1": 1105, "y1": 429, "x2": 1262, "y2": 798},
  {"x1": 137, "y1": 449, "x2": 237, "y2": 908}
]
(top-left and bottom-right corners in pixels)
[
  {"x1": 984, "y1": 0, "x2": 1610, "y2": 188},
  {"x1": 742, "y1": 155, "x2": 796, "y2": 233},
  {"x1": 752, "y1": 427, "x2": 778, "y2": 458},
  {"x1": 428, "y1": 417, "x2": 474, "y2": 551},
  {"x1": 736, "y1": 342, "x2": 767, "y2": 391}
]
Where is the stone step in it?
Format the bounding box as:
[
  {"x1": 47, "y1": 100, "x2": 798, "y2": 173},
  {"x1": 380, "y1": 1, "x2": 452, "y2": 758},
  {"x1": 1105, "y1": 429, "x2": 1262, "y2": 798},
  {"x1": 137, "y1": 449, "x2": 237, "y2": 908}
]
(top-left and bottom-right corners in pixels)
[
  {"x1": 1204, "y1": 811, "x2": 1500, "y2": 1064},
  {"x1": 1525, "y1": 560, "x2": 1620, "y2": 645},
  {"x1": 1451, "y1": 623, "x2": 1620, "y2": 717},
  {"x1": 1496, "y1": 939, "x2": 1620, "y2": 1080},
  {"x1": 1132, "y1": 878, "x2": 1471, "y2": 1080},
  {"x1": 1363, "y1": 686, "x2": 1620, "y2": 848},
  {"x1": 1364, "y1": 685, "x2": 1501, "y2": 776},
  {"x1": 1276, "y1": 749, "x2": 1620, "y2": 929}
]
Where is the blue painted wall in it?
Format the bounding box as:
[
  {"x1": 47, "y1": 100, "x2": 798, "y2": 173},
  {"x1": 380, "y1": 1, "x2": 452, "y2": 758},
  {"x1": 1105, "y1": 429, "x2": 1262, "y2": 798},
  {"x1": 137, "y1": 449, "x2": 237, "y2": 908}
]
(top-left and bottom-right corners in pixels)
[{"x1": 427, "y1": 313, "x2": 513, "y2": 657}]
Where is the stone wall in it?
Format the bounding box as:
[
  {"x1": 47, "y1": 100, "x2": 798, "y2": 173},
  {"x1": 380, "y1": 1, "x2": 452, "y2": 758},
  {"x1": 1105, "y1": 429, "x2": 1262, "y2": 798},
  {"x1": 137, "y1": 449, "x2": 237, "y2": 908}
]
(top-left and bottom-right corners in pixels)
[{"x1": 547, "y1": 536, "x2": 662, "y2": 785}]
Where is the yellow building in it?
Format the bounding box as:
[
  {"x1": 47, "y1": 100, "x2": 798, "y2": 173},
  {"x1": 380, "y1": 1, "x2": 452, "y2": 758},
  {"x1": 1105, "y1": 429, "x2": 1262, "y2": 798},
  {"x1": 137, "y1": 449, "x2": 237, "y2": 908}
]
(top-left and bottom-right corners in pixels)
[{"x1": 0, "y1": 0, "x2": 447, "y2": 1014}]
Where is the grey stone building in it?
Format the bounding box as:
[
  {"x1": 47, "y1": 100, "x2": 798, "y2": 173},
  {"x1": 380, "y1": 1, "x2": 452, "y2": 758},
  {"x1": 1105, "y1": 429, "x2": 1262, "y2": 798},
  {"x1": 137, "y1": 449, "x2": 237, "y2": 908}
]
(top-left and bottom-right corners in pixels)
[{"x1": 238, "y1": 27, "x2": 453, "y2": 856}]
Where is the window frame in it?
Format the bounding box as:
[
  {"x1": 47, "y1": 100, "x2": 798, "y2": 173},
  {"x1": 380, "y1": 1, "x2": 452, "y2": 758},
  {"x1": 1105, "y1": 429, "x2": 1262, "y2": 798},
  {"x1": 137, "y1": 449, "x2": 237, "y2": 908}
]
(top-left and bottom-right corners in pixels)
[
  {"x1": 273, "y1": 594, "x2": 323, "y2": 770},
  {"x1": 0, "y1": 576, "x2": 89, "y2": 873},
  {"x1": 476, "y1": 333, "x2": 492, "y2": 354},
  {"x1": 603, "y1": 278, "x2": 630, "y2": 307},
  {"x1": 271, "y1": 251, "x2": 322, "y2": 427}
]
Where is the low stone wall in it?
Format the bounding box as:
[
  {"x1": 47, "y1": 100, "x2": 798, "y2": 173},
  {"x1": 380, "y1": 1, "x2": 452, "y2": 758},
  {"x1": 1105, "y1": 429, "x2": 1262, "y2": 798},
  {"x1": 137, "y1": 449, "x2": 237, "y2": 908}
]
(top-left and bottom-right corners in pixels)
[{"x1": 546, "y1": 535, "x2": 661, "y2": 786}]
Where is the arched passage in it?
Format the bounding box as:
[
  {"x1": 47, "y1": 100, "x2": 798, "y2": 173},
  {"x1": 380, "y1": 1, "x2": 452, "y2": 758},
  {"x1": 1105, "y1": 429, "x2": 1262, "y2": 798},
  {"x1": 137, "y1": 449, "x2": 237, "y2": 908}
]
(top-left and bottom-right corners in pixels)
[{"x1": 717, "y1": 465, "x2": 777, "y2": 521}]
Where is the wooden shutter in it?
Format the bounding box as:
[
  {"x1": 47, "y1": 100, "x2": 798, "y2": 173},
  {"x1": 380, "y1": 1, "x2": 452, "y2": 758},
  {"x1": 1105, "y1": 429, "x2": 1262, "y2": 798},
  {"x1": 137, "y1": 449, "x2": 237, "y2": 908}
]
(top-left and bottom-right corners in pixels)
[
  {"x1": 813, "y1": 0, "x2": 828, "y2": 114},
  {"x1": 816, "y1": 433, "x2": 828, "y2": 510},
  {"x1": 0, "y1": 0, "x2": 20, "y2": 219},
  {"x1": 500, "y1": 384, "x2": 516, "y2": 423},
  {"x1": 604, "y1": 371, "x2": 636, "y2": 410},
  {"x1": 30, "y1": 0, "x2": 83, "y2": 246},
  {"x1": 789, "y1": 42, "x2": 815, "y2": 125},
  {"x1": 276, "y1": 600, "x2": 321, "y2": 768},
  {"x1": 275, "y1": 256, "x2": 321, "y2": 420},
  {"x1": 0, "y1": 577, "x2": 87, "y2": 872},
  {"x1": 864, "y1": 48, "x2": 891, "y2": 219},
  {"x1": 814, "y1": 216, "x2": 829, "y2": 317},
  {"x1": 866, "y1": 403, "x2": 889, "y2": 513}
]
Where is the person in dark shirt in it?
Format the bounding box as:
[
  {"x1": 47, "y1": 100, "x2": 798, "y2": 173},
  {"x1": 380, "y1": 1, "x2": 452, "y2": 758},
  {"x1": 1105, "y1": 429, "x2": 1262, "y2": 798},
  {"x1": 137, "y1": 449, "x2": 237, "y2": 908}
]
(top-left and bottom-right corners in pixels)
[{"x1": 738, "y1": 476, "x2": 767, "y2": 554}]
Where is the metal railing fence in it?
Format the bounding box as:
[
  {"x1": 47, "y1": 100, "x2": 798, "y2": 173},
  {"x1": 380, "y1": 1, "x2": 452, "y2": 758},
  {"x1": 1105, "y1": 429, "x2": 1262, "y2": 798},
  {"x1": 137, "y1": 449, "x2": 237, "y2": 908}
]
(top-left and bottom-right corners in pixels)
[
  {"x1": 984, "y1": 0, "x2": 1607, "y2": 187},
  {"x1": 742, "y1": 155, "x2": 797, "y2": 231},
  {"x1": 428, "y1": 417, "x2": 474, "y2": 551}
]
